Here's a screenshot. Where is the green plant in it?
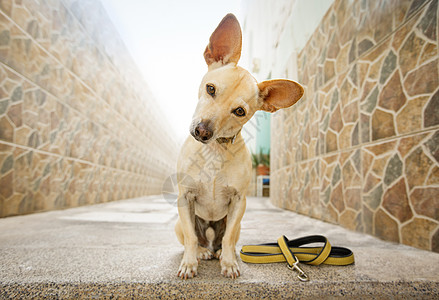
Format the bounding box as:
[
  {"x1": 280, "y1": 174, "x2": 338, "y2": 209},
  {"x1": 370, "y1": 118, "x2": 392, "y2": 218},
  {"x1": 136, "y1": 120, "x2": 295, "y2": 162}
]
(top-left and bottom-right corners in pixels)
[
  {"x1": 261, "y1": 150, "x2": 270, "y2": 167},
  {"x1": 251, "y1": 150, "x2": 270, "y2": 168},
  {"x1": 251, "y1": 152, "x2": 261, "y2": 168}
]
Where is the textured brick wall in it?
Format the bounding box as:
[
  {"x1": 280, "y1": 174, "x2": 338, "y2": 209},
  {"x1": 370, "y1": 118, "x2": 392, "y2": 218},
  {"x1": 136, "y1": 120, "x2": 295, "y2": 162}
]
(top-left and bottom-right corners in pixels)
[
  {"x1": 271, "y1": 0, "x2": 439, "y2": 252},
  {"x1": 0, "y1": 0, "x2": 179, "y2": 217}
]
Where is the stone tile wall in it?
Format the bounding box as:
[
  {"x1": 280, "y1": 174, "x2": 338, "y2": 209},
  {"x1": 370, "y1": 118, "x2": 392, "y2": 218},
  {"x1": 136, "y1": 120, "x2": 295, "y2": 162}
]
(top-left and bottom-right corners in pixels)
[
  {"x1": 271, "y1": 0, "x2": 439, "y2": 252},
  {"x1": 0, "y1": 0, "x2": 179, "y2": 217}
]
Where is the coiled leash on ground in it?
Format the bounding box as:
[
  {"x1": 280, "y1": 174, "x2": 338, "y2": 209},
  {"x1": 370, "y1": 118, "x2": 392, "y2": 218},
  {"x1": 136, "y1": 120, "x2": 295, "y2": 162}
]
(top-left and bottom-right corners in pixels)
[{"x1": 240, "y1": 235, "x2": 355, "y2": 281}]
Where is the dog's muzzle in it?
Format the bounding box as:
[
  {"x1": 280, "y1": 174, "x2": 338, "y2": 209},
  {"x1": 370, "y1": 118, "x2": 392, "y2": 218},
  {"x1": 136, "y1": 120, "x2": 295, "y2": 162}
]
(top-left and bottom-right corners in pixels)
[{"x1": 191, "y1": 121, "x2": 213, "y2": 143}]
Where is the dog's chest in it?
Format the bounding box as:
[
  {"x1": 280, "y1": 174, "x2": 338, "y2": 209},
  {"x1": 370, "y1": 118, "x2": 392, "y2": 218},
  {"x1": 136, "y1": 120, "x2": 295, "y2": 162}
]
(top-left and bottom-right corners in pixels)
[
  {"x1": 178, "y1": 137, "x2": 251, "y2": 221},
  {"x1": 186, "y1": 145, "x2": 239, "y2": 221},
  {"x1": 188, "y1": 145, "x2": 227, "y2": 183},
  {"x1": 194, "y1": 182, "x2": 231, "y2": 221}
]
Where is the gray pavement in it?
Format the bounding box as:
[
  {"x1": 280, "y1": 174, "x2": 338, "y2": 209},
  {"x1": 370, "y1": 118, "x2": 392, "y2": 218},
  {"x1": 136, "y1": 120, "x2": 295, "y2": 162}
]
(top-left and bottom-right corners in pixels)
[{"x1": 0, "y1": 196, "x2": 438, "y2": 299}]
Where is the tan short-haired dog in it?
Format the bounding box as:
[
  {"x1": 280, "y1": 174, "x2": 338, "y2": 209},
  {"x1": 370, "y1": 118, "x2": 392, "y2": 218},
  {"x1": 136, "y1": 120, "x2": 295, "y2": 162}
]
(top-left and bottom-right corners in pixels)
[{"x1": 175, "y1": 13, "x2": 304, "y2": 279}]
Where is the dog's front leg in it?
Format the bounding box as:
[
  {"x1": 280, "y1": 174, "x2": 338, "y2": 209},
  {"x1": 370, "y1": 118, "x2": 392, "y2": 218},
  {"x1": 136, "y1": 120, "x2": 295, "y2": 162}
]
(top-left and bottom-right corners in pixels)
[
  {"x1": 177, "y1": 191, "x2": 198, "y2": 279},
  {"x1": 220, "y1": 193, "x2": 246, "y2": 278}
]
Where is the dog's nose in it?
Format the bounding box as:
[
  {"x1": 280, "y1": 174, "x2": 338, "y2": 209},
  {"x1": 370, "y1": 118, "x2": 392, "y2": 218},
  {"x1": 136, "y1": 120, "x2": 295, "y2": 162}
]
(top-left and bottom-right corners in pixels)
[{"x1": 193, "y1": 121, "x2": 213, "y2": 142}]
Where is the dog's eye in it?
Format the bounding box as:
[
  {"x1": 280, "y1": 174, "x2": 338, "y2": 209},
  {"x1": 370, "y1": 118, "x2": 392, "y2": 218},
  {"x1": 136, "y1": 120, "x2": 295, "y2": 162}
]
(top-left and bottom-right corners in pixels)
[
  {"x1": 206, "y1": 84, "x2": 216, "y2": 97},
  {"x1": 233, "y1": 107, "x2": 246, "y2": 117}
]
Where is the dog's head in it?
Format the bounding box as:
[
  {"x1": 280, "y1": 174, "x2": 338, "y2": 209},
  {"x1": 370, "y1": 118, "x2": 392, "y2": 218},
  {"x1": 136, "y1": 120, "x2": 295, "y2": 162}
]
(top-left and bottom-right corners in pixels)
[{"x1": 190, "y1": 14, "x2": 304, "y2": 144}]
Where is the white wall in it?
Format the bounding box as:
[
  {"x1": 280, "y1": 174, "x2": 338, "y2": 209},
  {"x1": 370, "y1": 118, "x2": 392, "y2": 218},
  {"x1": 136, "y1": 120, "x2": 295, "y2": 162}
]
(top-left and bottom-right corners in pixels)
[
  {"x1": 241, "y1": 0, "x2": 334, "y2": 154},
  {"x1": 241, "y1": 0, "x2": 334, "y2": 79}
]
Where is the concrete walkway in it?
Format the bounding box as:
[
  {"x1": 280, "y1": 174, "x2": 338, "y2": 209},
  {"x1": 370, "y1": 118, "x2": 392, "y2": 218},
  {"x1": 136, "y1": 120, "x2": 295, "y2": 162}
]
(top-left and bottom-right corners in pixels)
[{"x1": 0, "y1": 196, "x2": 438, "y2": 299}]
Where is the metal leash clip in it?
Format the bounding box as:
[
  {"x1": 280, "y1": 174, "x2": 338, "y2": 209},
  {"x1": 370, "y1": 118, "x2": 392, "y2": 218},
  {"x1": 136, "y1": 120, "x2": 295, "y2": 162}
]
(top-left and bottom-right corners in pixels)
[{"x1": 287, "y1": 257, "x2": 309, "y2": 282}]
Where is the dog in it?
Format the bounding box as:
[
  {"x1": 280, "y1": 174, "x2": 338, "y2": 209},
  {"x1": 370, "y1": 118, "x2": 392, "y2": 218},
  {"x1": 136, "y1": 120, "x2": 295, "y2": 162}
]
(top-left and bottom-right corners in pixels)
[{"x1": 174, "y1": 13, "x2": 304, "y2": 279}]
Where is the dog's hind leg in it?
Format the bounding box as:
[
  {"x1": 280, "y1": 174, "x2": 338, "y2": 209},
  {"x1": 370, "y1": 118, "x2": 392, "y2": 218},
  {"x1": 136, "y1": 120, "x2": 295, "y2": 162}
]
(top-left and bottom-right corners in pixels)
[
  {"x1": 195, "y1": 216, "x2": 216, "y2": 260},
  {"x1": 199, "y1": 227, "x2": 215, "y2": 260}
]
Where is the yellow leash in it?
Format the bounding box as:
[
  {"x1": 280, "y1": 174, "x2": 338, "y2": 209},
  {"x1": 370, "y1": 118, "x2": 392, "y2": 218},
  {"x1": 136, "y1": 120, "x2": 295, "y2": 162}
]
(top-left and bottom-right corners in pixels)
[{"x1": 240, "y1": 235, "x2": 355, "y2": 281}]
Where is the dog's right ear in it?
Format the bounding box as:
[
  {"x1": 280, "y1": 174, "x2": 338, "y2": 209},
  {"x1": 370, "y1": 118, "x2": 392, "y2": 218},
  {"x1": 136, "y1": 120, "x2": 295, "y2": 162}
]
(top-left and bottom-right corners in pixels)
[
  {"x1": 258, "y1": 79, "x2": 304, "y2": 113},
  {"x1": 204, "y1": 14, "x2": 242, "y2": 68}
]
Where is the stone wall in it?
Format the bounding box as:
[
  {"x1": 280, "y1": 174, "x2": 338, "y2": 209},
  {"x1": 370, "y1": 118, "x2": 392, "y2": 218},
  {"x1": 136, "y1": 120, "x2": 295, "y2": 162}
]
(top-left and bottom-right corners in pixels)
[
  {"x1": 0, "y1": 0, "x2": 179, "y2": 217},
  {"x1": 270, "y1": 0, "x2": 439, "y2": 252}
]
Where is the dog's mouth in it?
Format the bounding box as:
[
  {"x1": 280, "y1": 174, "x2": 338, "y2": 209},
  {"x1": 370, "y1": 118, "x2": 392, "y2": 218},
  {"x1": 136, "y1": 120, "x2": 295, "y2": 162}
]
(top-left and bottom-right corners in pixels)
[{"x1": 191, "y1": 130, "x2": 239, "y2": 145}]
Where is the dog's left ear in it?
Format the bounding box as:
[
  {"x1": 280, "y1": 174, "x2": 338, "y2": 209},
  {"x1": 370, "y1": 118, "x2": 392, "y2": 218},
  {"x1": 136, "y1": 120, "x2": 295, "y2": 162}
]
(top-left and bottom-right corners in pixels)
[
  {"x1": 204, "y1": 14, "x2": 242, "y2": 67},
  {"x1": 258, "y1": 79, "x2": 304, "y2": 113}
]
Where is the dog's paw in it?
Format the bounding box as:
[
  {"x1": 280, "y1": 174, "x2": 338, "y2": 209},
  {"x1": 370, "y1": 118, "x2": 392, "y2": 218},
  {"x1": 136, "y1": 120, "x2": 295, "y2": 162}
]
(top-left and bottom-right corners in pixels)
[
  {"x1": 220, "y1": 258, "x2": 240, "y2": 279},
  {"x1": 177, "y1": 256, "x2": 198, "y2": 280},
  {"x1": 197, "y1": 246, "x2": 213, "y2": 260},
  {"x1": 214, "y1": 249, "x2": 222, "y2": 260}
]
